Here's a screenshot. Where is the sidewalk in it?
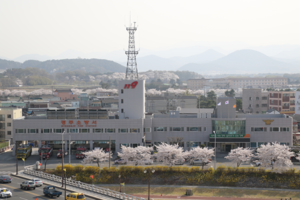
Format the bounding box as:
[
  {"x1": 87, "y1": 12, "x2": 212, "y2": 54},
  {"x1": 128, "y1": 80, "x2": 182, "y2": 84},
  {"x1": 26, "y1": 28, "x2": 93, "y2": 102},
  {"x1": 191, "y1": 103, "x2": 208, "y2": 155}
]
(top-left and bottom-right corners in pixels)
[
  {"x1": 134, "y1": 194, "x2": 279, "y2": 200},
  {"x1": 97, "y1": 184, "x2": 300, "y2": 192},
  {"x1": 13, "y1": 171, "x2": 118, "y2": 200}
]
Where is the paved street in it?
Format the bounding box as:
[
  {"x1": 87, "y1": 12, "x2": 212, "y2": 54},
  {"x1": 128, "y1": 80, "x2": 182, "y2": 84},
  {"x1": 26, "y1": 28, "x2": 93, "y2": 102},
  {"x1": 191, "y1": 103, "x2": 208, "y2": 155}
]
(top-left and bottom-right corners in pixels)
[{"x1": 0, "y1": 175, "x2": 98, "y2": 200}]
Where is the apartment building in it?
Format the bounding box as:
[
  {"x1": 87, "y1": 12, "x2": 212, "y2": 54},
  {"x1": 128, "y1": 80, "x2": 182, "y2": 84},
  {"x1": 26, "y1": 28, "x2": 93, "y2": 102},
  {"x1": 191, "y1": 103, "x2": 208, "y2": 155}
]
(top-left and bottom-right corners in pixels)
[
  {"x1": 230, "y1": 77, "x2": 288, "y2": 89},
  {"x1": 187, "y1": 79, "x2": 207, "y2": 90},
  {"x1": 269, "y1": 91, "x2": 295, "y2": 114},
  {"x1": 187, "y1": 77, "x2": 288, "y2": 90},
  {"x1": 0, "y1": 108, "x2": 22, "y2": 144},
  {"x1": 242, "y1": 89, "x2": 269, "y2": 114}
]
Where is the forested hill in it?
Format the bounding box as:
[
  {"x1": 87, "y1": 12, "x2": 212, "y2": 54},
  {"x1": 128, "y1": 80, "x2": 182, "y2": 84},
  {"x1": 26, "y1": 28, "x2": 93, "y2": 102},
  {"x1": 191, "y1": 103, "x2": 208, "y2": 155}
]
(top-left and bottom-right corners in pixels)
[{"x1": 0, "y1": 58, "x2": 126, "y2": 73}]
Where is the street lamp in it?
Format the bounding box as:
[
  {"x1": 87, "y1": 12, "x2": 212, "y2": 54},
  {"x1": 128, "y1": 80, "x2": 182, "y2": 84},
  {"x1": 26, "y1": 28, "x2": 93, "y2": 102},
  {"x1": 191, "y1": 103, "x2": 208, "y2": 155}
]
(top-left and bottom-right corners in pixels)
[
  {"x1": 118, "y1": 173, "x2": 121, "y2": 192},
  {"x1": 144, "y1": 169, "x2": 155, "y2": 200},
  {"x1": 61, "y1": 131, "x2": 65, "y2": 187},
  {"x1": 213, "y1": 131, "x2": 216, "y2": 170},
  {"x1": 107, "y1": 136, "x2": 111, "y2": 168}
]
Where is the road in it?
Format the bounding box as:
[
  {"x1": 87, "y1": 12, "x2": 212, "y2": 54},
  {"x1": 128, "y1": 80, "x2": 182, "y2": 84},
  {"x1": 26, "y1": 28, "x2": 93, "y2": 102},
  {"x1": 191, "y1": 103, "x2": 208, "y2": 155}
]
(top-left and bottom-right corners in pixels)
[{"x1": 0, "y1": 175, "x2": 98, "y2": 200}]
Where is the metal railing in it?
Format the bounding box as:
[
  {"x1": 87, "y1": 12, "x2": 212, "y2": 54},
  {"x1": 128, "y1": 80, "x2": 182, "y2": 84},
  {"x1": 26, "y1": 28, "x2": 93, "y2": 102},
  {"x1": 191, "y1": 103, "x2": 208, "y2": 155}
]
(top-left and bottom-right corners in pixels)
[{"x1": 24, "y1": 166, "x2": 144, "y2": 200}]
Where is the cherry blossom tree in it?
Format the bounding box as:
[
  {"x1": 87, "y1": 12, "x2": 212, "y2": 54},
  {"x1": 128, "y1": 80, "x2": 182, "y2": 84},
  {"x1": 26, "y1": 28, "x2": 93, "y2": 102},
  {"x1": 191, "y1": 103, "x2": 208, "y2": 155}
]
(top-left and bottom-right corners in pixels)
[
  {"x1": 82, "y1": 148, "x2": 111, "y2": 168},
  {"x1": 225, "y1": 147, "x2": 253, "y2": 167},
  {"x1": 255, "y1": 142, "x2": 294, "y2": 172},
  {"x1": 187, "y1": 146, "x2": 215, "y2": 169},
  {"x1": 155, "y1": 143, "x2": 184, "y2": 166},
  {"x1": 118, "y1": 146, "x2": 153, "y2": 165}
]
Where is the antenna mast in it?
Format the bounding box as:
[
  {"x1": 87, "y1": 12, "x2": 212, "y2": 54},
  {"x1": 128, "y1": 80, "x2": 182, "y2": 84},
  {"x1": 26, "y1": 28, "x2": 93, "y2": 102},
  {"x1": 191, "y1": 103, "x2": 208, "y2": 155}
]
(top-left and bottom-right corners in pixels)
[{"x1": 125, "y1": 21, "x2": 139, "y2": 80}]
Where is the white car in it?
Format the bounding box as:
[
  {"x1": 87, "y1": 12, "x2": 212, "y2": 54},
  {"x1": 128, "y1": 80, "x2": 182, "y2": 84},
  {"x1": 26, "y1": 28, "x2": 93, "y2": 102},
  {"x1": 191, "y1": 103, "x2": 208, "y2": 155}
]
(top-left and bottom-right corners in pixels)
[
  {"x1": 114, "y1": 159, "x2": 127, "y2": 164},
  {"x1": 190, "y1": 159, "x2": 210, "y2": 165},
  {"x1": 0, "y1": 188, "x2": 12, "y2": 198},
  {"x1": 139, "y1": 160, "x2": 153, "y2": 165},
  {"x1": 30, "y1": 178, "x2": 43, "y2": 187},
  {"x1": 174, "y1": 158, "x2": 185, "y2": 165}
]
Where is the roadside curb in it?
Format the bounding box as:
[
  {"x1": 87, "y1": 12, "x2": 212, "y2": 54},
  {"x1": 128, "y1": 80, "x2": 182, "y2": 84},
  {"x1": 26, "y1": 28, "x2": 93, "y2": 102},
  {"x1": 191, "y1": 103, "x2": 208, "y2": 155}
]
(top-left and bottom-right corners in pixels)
[{"x1": 11, "y1": 173, "x2": 104, "y2": 200}]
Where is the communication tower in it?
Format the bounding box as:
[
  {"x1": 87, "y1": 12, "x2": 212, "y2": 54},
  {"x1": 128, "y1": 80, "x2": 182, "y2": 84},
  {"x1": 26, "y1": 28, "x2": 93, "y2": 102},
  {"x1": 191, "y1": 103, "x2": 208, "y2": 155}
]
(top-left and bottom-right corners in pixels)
[{"x1": 125, "y1": 22, "x2": 139, "y2": 80}]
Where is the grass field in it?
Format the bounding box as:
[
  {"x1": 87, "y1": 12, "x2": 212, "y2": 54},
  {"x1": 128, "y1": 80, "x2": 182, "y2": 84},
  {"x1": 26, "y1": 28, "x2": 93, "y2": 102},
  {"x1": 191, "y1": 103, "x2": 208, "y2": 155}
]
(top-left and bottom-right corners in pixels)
[{"x1": 103, "y1": 186, "x2": 300, "y2": 199}]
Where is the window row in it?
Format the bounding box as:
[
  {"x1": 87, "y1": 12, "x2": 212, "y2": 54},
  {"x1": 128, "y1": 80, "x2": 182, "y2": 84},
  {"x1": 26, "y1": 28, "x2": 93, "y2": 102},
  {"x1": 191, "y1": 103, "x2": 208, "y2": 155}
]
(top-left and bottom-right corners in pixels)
[
  {"x1": 251, "y1": 127, "x2": 290, "y2": 132},
  {"x1": 15, "y1": 128, "x2": 141, "y2": 134},
  {"x1": 154, "y1": 127, "x2": 207, "y2": 132},
  {"x1": 250, "y1": 142, "x2": 290, "y2": 148}
]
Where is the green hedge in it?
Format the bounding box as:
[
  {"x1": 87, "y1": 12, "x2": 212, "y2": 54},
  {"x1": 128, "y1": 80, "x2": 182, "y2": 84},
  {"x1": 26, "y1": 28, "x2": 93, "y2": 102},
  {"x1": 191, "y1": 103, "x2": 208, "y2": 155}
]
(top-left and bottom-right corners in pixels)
[{"x1": 53, "y1": 165, "x2": 300, "y2": 188}]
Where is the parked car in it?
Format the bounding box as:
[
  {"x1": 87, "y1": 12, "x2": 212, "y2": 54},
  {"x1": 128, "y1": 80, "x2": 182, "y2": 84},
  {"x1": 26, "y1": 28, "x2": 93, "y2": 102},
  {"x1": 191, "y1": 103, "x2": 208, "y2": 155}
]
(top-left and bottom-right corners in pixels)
[
  {"x1": 0, "y1": 175, "x2": 12, "y2": 183},
  {"x1": 137, "y1": 159, "x2": 153, "y2": 165},
  {"x1": 30, "y1": 178, "x2": 43, "y2": 187},
  {"x1": 66, "y1": 193, "x2": 86, "y2": 200},
  {"x1": 43, "y1": 186, "x2": 62, "y2": 198},
  {"x1": 0, "y1": 188, "x2": 12, "y2": 198},
  {"x1": 190, "y1": 159, "x2": 210, "y2": 165},
  {"x1": 20, "y1": 181, "x2": 36, "y2": 190},
  {"x1": 114, "y1": 159, "x2": 127, "y2": 164},
  {"x1": 291, "y1": 156, "x2": 300, "y2": 163},
  {"x1": 174, "y1": 158, "x2": 185, "y2": 165}
]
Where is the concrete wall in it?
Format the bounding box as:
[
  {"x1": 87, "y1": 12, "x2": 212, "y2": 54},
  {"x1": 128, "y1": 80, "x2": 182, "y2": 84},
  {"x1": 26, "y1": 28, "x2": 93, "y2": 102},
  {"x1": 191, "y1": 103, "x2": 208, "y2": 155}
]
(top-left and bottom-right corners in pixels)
[{"x1": 118, "y1": 80, "x2": 145, "y2": 119}]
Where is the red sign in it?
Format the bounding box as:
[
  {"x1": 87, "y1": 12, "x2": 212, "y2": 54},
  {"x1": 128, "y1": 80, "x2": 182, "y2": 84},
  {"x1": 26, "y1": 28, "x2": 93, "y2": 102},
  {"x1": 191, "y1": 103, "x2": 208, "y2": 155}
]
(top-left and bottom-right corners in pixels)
[
  {"x1": 124, "y1": 81, "x2": 138, "y2": 89},
  {"x1": 61, "y1": 120, "x2": 97, "y2": 128}
]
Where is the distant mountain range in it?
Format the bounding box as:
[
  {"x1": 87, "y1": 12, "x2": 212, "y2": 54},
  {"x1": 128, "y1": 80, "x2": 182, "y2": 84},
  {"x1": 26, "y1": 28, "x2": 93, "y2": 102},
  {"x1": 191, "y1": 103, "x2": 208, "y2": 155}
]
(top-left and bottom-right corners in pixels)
[
  {"x1": 178, "y1": 49, "x2": 298, "y2": 74},
  {"x1": 0, "y1": 58, "x2": 126, "y2": 73}
]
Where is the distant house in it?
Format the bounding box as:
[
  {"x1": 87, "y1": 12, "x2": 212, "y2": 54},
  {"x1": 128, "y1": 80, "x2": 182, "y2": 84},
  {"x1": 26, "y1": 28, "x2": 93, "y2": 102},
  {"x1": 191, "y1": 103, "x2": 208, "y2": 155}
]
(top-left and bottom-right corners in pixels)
[{"x1": 53, "y1": 89, "x2": 78, "y2": 101}]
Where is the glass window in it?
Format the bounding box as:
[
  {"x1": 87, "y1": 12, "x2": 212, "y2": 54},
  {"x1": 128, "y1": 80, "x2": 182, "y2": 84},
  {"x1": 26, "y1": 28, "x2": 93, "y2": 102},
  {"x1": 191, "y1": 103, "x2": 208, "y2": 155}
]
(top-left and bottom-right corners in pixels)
[
  {"x1": 0, "y1": 123, "x2": 5, "y2": 129},
  {"x1": 170, "y1": 127, "x2": 183, "y2": 131},
  {"x1": 251, "y1": 127, "x2": 267, "y2": 132},
  {"x1": 7, "y1": 131, "x2": 11, "y2": 135},
  {"x1": 203, "y1": 127, "x2": 207, "y2": 131},
  {"x1": 0, "y1": 115, "x2": 5, "y2": 121},
  {"x1": 7, "y1": 123, "x2": 11, "y2": 127},
  {"x1": 154, "y1": 127, "x2": 166, "y2": 131},
  {"x1": 270, "y1": 127, "x2": 279, "y2": 132},
  {"x1": 118, "y1": 128, "x2": 128, "y2": 133},
  {"x1": 79, "y1": 129, "x2": 89, "y2": 133},
  {"x1": 187, "y1": 127, "x2": 201, "y2": 131},
  {"x1": 251, "y1": 142, "x2": 257, "y2": 147},
  {"x1": 106, "y1": 128, "x2": 115, "y2": 133},
  {"x1": 93, "y1": 129, "x2": 103, "y2": 133},
  {"x1": 212, "y1": 120, "x2": 245, "y2": 135},
  {"x1": 54, "y1": 129, "x2": 62, "y2": 133},
  {"x1": 7, "y1": 114, "x2": 11, "y2": 119},
  {"x1": 68, "y1": 129, "x2": 78, "y2": 133},
  {"x1": 130, "y1": 128, "x2": 140, "y2": 133},
  {"x1": 16, "y1": 129, "x2": 26, "y2": 133},
  {"x1": 42, "y1": 129, "x2": 53, "y2": 133},
  {"x1": 28, "y1": 129, "x2": 37, "y2": 133}
]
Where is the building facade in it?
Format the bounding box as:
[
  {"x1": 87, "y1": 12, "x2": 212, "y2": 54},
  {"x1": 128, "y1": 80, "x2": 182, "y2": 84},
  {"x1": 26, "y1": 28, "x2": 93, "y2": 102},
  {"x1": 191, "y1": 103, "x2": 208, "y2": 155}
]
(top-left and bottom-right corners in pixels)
[
  {"x1": 146, "y1": 95, "x2": 197, "y2": 113},
  {"x1": 242, "y1": 89, "x2": 269, "y2": 114},
  {"x1": 53, "y1": 89, "x2": 78, "y2": 101},
  {"x1": 187, "y1": 77, "x2": 288, "y2": 90},
  {"x1": 269, "y1": 91, "x2": 295, "y2": 114},
  {"x1": 0, "y1": 108, "x2": 22, "y2": 144},
  {"x1": 13, "y1": 80, "x2": 293, "y2": 155}
]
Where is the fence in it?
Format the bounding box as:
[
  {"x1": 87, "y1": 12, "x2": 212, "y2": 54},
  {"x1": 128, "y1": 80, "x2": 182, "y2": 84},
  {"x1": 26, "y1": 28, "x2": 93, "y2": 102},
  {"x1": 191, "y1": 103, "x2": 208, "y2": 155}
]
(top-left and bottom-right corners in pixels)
[{"x1": 24, "y1": 165, "x2": 145, "y2": 200}]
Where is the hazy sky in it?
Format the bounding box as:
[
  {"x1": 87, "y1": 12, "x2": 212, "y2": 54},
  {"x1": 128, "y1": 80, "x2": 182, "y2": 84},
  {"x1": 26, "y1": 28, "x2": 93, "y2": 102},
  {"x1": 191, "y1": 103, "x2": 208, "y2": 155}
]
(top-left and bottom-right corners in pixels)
[{"x1": 1, "y1": 0, "x2": 300, "y2": 59}]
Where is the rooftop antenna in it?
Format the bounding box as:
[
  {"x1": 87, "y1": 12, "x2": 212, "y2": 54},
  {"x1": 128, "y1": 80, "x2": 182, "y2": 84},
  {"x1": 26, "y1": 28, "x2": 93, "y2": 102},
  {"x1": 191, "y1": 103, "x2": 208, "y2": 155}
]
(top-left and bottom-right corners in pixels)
[{"x1": 125, "y1": 13, "x2": 139, "y2": 80}]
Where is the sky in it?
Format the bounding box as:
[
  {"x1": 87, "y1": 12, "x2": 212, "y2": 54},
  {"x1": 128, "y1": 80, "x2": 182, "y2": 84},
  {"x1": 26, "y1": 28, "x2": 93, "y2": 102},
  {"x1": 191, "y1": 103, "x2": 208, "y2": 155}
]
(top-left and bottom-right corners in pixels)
[{"x1": 0, "y1": 0, "x2": 300, "y2": 59}]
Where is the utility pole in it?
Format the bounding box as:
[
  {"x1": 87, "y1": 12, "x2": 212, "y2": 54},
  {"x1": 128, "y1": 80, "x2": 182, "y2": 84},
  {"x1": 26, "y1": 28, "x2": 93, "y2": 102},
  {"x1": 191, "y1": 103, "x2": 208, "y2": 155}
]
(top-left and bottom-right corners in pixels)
[
  {"x1": 109, "y1": 136, "x2": 111, "y2": 168},
  {"x1": 16, "y1": 141, "x2": 19, "y2": 175}
]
